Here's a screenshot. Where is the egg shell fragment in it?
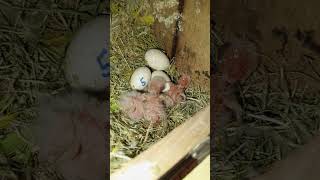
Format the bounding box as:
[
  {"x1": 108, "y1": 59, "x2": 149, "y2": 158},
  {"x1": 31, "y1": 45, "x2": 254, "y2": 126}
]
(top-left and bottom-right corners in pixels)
[
  {"x1": 130, "y1": 67, "x2": 152, "y2": 90},
  {"x1": 145, "y1": 49, "x2": 170, "y2": 70},
  {"x1": 151, "y1": 71, "x2": 171, "y2": 81},
  {"x1": 151, "y1": 70, "x2": 171, "y2": 92}
]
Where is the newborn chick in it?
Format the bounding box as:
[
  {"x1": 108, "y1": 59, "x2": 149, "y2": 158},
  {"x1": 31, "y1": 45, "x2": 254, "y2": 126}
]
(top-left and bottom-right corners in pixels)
[
  {"x1": 119, "y1": 91, "x2": 166, "y2": 124},
  {"x1": 220, "y1": 39, "x2": 258, "y2": 84},
  {"x1": 164, "y1": 74, "x2": 191, "y2": 107},
  {"x1": 148, "y1": 76, "x2": 166, "y2": 95},
  {"x1": 178, "y1": 74, "x2": 191, "y2": 89},
  {"x1": 35, "y1": 91, "x2": 107, "y2": 180},
  {"x1": 119, "y1": 91, "x2": 144, "y2": 121},
  {"x1": 213, "y1": 38, "x2": 258, "y2": 125},
  {"x1": 143, "y1": 94, "x2": 166, "y2": 124},
  {"x1": 119, "y1": 75, "x2": 191, "y2": 123}
]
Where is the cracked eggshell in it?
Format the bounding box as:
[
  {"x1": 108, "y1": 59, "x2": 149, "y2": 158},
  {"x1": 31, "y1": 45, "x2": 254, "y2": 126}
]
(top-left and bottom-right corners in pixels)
[
  {"x1": 145, "y1": 49, "x2": 170, "y2": 70},
  {"x1": 65, "y1": 15, "x2": 109, "y2": 91},
  {"x1": 151, "y1": 70, "x2": 170, "y2": 81},
  {"x1": 130, "y1": 67, "x2": 152, "y2": 90},
  {"x1": 151, "y1": 70, "x2": 171, "y2": 92}
]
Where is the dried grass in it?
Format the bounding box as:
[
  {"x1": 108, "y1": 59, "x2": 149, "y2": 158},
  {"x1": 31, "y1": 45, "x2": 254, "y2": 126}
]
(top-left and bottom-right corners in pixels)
[
  {"x1": 212, "y1": 26, "x2": 320, "y2": 179},
  {"x1": 110, "y1": 0, "x2": 209, "y2": 173},
  {"x1": 0, "y1": 0, "x2": 107, "y2": 179}
]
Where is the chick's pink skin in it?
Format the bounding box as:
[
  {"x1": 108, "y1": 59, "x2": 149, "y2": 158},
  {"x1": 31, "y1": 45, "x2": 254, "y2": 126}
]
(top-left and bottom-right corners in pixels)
[
  {"x1": 119, "y1": 91, "x2": 167, "y2": 124},
  {"x1": 119, "y1": 75, "x2": 191, "y2": 124},
  {"x1": 178, "y1": 74, "x2": 191, "y2": 89},
  {"x1": 165, "y1": 74, "x2": 191, "y2": 106},
  {"x1": 143, "y1": 94, "x2": 166, "y2": 124},
  {"x1": 36, "y1": 92, "x2": 107, "y2": 180},
  {"x1": 221, "y1": 40, "x2": 258, "y2": 85},
  {"x1": 148, "y1": 76, "x2": 166, "y2": 95},
  {"x1": 166, "y1": 83, "x2": 184, "y2": 103},
  {"x1": 159, "y1": 94, "x2": 175, "y2": 108},
  {"x1": 119, "y1": 91, "x2": 145, "y2": 121}
]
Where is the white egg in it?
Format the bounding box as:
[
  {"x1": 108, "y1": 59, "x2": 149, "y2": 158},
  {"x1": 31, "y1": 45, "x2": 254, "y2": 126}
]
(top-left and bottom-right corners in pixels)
[
  {"x1": 145, "y1": 49, "x2": 170, "y2": 70},
  {"x1": 151, "y1": 70, "x2": 171, "y2": 92},
  {"x1": 65, "y1": 15, "x2": 110, "y2": 91},
  {"x1": 130, "y1": 67, "x2": 152, "y2": 90},
  {"x1": 151, "y1": 70, "x2": 170, "y2": 81}
]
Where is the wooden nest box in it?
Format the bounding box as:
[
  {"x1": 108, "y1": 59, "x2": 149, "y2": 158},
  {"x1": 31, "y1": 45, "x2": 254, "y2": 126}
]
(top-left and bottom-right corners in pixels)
[
  {"x1": 111, "y1": 1, "x2": 210, "y2": 179},
  {"x1": 151, "y1": 0, "x2": 210, "y2": 92}
]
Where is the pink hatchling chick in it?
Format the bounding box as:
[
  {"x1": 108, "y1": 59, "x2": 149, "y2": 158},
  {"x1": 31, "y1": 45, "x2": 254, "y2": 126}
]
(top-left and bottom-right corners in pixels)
[
  {"x1": 148, "y1": 76, "x2": 166, "y2": 95},
  {"x1": 220, "y1": 39, "x2": 258, "y2": 84},
  {"x1": 119, "y1": 75, "x2": 191, "y2": 124},
  {"x1": 164, "y1": 74, "x2": 191, "y2": 107},
  {"x1": 119, "y1": 91, "x2": 167, "y2": 124},
  {"x1": 177, "y1": 74, "x2": 191, "y2": 89},
  {"x1": 36, "y1": 91, "x2": 107, "y2": 180},
  {"x1": 119, "y1": 91, "x2": 145, "y2": 121},
  {"x1": 143, "y1": 94, "x2": 166, "y2": 124}
]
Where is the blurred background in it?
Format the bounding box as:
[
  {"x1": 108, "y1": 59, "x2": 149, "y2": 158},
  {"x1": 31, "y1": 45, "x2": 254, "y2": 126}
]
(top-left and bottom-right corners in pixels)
[
  {"x1": 0, "y1": 0, "x2": 108, "y2": 179},
  {"x1": 212, "y1": 0, "x2": 320, "y2": 179}
]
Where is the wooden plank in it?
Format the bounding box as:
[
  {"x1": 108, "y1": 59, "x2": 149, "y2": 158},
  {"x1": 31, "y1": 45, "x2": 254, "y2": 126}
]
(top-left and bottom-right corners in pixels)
[
  {"x1": 150, "y1": 1, "x2": 180, "y2": 58},
  {"x1": 175, "y1": 0, "x2": 210, "y2": 91},
  {"x1": 183, "y1": 155, "x2": 210, "y2": 180},
  {"x1": 150, "y1": 0, "x2": 210, "y2": 91},
  {"x1": 110, "y1": 105, "x2": 210, "y2": 180}
]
